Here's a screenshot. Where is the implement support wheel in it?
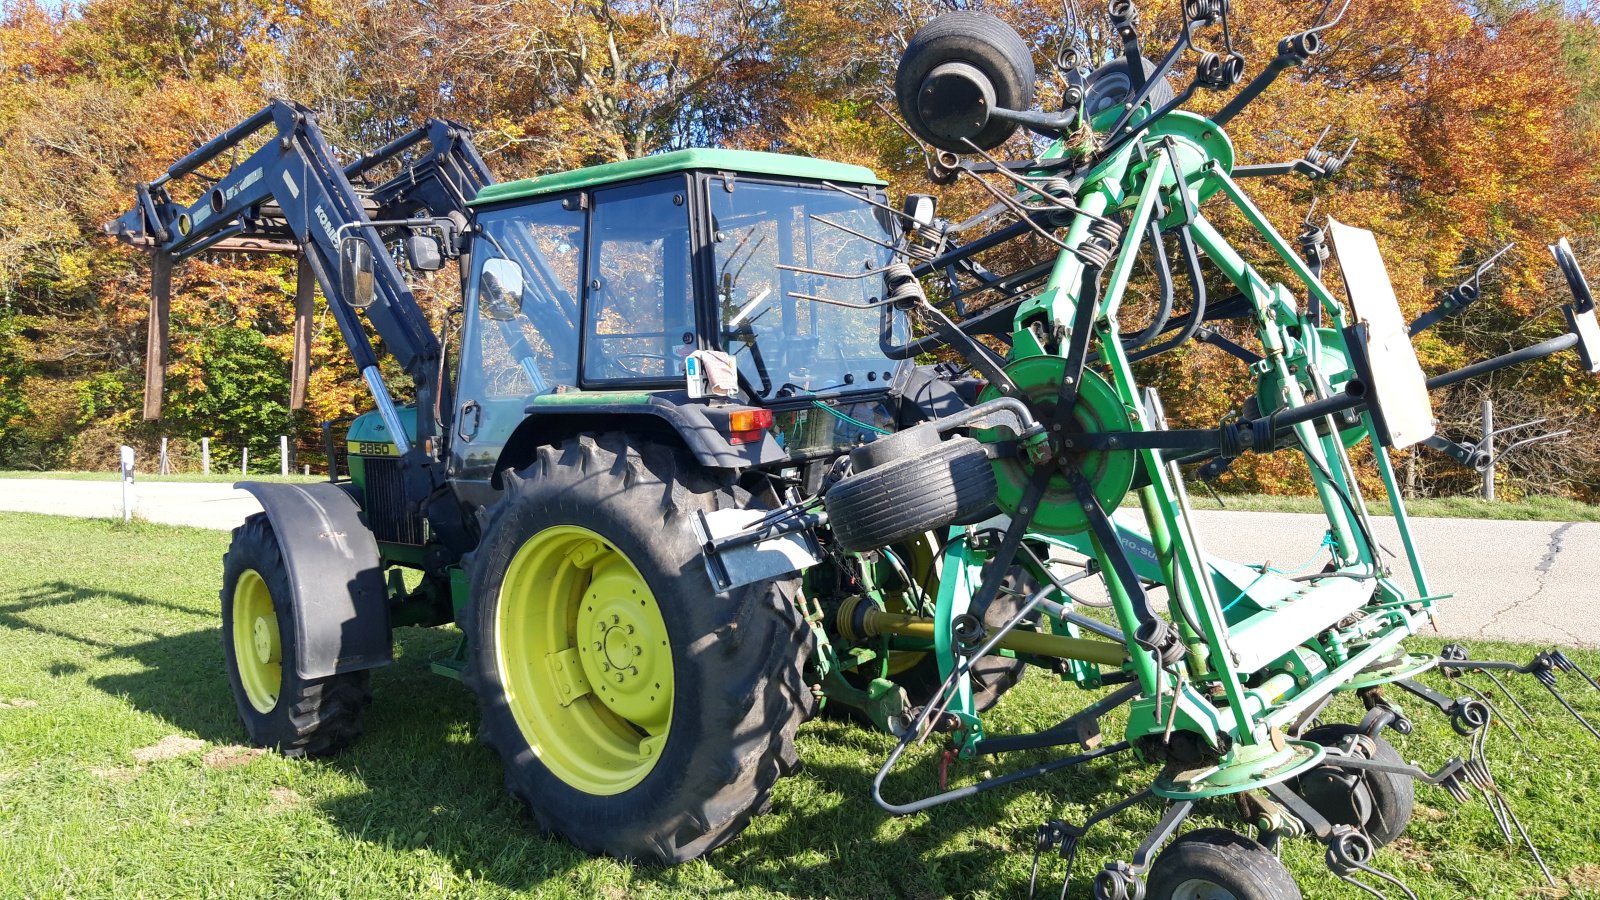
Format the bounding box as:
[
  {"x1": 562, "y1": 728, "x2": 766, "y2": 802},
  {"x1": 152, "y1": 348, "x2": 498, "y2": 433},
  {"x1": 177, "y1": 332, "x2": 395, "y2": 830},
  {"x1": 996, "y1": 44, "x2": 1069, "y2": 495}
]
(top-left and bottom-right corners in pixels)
[
  {"x1": 1143, "y1": 828, "x2": 1302, "y2": 900},
  {"x1": 465, "y1": 433, "x2": 815, "y2": 864},
  {"x1": 1296, "y1": 723, "x2": 1415, "y2": 847}
]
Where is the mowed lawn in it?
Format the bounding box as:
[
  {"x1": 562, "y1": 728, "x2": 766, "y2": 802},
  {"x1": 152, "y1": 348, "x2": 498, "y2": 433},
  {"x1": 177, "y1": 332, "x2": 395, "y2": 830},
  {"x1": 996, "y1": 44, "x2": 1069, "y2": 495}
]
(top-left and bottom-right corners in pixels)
[{"x1": 3, "y1": 512, "x2": 1600, "y2": 899}]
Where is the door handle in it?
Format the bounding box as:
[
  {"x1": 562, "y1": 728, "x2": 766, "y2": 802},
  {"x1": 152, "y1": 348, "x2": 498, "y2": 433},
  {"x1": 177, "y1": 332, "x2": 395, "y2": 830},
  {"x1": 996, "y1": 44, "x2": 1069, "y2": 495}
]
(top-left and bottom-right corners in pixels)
[{"x1": 459, "y1": 400, "x2": 482, "y2": 441}]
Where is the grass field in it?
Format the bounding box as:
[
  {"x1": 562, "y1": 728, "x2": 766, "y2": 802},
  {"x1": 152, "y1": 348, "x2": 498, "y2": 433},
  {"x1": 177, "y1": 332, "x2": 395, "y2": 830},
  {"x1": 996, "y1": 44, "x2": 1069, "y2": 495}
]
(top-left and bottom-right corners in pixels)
[{"x1": 3, "y1": 512, "x2": 1600, "y2": 899}]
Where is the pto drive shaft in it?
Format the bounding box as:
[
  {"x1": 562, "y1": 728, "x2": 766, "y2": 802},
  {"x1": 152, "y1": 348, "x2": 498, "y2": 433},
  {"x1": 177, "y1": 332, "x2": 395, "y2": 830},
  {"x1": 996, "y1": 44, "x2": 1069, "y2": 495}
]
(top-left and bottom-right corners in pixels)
[{"x1": 837, "y1": 598, "x2": 1128, "y2": 667}]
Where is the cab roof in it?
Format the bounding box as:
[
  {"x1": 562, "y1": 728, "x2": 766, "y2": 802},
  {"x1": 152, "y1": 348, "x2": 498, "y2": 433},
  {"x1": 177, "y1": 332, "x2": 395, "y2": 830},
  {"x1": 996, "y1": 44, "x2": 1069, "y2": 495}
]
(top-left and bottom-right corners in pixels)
[{"x1": 469, "y1": 148, "x2": 886, "y2": 206}]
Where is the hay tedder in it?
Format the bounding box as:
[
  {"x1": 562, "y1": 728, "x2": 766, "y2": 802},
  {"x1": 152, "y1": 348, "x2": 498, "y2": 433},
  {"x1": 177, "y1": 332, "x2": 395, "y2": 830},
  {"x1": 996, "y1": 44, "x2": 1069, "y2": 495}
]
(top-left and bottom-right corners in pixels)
[{"x1": 107, "y1": 0, "x2": 1600, "y2": 895}]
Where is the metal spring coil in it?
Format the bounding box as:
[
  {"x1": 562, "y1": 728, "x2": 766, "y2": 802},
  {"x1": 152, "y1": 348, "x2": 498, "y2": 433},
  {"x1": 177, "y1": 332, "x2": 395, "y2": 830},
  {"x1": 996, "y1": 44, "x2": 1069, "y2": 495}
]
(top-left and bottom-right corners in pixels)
[
  {"x1": 1030, "y1": 176, "x2": 1073, "y2": 200},
  {"x1": 904, "y1": 222, "x2": 947, "y2": 264},
  {"x1": 1074, "y1": 218, "x2": 1124, "y2": 268},
  {"x1": 882, "y1": 261, "x2": 928, "y2": 306}
]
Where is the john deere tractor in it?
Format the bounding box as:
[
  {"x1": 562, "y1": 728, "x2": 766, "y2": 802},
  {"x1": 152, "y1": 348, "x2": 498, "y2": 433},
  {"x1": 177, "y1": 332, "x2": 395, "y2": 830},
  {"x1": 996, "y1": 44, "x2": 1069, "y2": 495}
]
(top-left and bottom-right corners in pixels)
[
  {"x1": 110, "y1": 1, "x2": 1600, "y2": 893},
  {"x1": 108, "y1": 102, "x2": 974, "y2": 862}
]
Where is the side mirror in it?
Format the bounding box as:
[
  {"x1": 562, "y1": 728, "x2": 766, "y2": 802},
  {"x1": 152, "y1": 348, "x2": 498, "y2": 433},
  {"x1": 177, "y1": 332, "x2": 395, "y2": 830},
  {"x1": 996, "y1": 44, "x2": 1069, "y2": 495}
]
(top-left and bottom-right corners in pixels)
[
  {"x1": 1551, "y1": 238, "x2": 1600, "y2": 374},
  {"x1": 479, "y1": 257, "x2": 526, "y2": 321},
  {"x1": 340, "y1": 237, "x2": 376, "y2": 309},
  {"x1": 406, "y1": 233, "x2": 444, "y2": 272}
]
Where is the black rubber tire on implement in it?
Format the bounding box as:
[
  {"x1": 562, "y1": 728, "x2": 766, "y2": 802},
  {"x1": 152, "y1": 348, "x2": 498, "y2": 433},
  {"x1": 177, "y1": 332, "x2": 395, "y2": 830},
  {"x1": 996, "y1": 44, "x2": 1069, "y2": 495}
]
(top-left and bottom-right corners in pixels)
[
  {"x1": 464, "y1": 433, "x2": 815, "y2": 864},
  {"x1": 1143, "y1": 828, "x2": 1303, "y2": 900},
  {"x1": 220, "y1": 513, "x2": 370, "y2": 757},
  {"x1": 1298, "y1": 724, "x2": 1415, "y2": 847},
  {"x1": 824, "y1": 436, "x2": 997, "y2": 553},
  {"x1": 1082, "y1": 56, "x2": 1175, "y2": 119},
  {"x1": 893, "y1": 567, "x2": 1037, "y2": 713},
  {"x1": 895, "y1": 11, "x2": 1037, "y2": 152}
]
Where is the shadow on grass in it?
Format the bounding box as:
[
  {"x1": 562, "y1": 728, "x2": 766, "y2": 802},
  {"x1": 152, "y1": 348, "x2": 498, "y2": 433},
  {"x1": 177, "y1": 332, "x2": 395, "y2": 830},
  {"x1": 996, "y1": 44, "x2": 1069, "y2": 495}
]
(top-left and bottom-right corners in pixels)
[
  {"x1": 16, "y1": 579, "x2": 1129, "y2": 896},
  {"x1": 0, "y1": 580, "x2": 240, "y2": 742}
]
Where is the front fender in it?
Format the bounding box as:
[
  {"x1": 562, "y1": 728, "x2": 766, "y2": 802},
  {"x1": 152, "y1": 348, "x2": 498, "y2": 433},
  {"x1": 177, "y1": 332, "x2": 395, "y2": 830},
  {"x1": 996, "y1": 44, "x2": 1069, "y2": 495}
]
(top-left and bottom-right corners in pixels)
[{"x1": 236, "y1": 481, "x2": 392, "y2": 678}]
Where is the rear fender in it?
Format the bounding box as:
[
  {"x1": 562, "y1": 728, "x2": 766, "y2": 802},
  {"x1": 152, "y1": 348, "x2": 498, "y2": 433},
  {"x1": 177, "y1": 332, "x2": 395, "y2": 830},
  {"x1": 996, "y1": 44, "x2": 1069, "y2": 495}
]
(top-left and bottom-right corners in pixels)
[
  {"x1": 237, "y1": 481, "x2": 392, "y2": 678},
  {"x1": 492, "y1": 398, "x2": 786, "y2": 486}
]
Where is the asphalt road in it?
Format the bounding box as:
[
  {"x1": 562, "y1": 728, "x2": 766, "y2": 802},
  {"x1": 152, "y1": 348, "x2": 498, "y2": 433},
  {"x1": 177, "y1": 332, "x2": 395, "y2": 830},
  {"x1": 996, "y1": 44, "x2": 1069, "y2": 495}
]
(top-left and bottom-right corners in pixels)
[
  {"x1": 2, "y1": 477, "x2": 1594, "y2": 649},
  {"x1": 0, "y1": 478, "x2": 263, "y2": 532}
]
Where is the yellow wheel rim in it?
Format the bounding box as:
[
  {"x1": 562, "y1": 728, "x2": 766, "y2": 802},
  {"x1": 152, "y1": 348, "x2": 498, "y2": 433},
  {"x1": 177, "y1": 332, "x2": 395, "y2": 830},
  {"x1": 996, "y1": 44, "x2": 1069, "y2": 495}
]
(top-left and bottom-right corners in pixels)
[
  {"x1": 232, "y1": 569, "x2": 282, "y2": 713},
  {"x1": 496, "y1": 525, "x2": 673, "y2": 795}
]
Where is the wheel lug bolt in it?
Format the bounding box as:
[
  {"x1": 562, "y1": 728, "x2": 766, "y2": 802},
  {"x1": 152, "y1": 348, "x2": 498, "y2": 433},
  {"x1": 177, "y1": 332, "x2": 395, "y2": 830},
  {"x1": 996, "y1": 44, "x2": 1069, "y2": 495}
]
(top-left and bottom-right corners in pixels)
[
  {"x1": 611, "y1": 614, "x2": 620, "y2": 625},
  {"x1": 615, "y1": 673, "x2": 625, "y2": 683},
  {"x1": 593, "y1": 641, "x2": 602, "y2": 651},
  {"x1": 633, "y1": 646, "x2": 642, "y2": 656},
  {"x1": 625, "y1": 624, "x2": 635, "y2": 634}
]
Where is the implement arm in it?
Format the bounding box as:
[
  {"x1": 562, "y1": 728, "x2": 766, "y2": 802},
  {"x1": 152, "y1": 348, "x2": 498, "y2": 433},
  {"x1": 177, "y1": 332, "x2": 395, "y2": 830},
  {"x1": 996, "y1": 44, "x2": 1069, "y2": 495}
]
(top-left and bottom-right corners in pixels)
[{"x1": 105, "y1": 99, "x2": 491, "y2": 560}]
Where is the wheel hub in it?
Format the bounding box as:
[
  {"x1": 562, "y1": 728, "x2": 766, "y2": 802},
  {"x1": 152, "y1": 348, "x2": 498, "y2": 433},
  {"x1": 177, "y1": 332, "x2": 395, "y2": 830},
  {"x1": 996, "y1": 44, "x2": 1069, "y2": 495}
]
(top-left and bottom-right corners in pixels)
[
  {"x1": 1172, "y1": 878, "x2": 1238, "y2": 900},
  {"x1": 576, "y1": 560, "x2": 672, "y2": 731},
  {"x1": 497, "y1": 525, "x2": 676, "y2": 795},
  {"x1": 252, "y1": 617, "x2": 278, "y2": 664},
  {"x1": 230, "y1": 568, "x2": 281, "y2": 714},
  {"x1": 976, "y1": 356, "x2": 1136, "y2": 536}
]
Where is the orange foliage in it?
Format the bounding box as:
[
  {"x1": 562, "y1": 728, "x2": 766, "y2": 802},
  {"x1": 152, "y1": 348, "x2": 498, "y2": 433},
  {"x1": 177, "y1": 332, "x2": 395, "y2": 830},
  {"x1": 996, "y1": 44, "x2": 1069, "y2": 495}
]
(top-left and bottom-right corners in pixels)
[{"x1": 0, "y1": 0, "x2": 1596, "y2": 494}]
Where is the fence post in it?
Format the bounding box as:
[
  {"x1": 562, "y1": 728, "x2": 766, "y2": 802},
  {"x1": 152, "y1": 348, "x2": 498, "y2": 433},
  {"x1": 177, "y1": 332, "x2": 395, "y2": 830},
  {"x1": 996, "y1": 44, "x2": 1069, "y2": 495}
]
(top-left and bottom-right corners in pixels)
[
  {"x1": 242, "y1": 447, "x2": 249, "y2": 475},
  {"x1": 119, "y1": 445, "x2": 136, "y2": 523},
  {"x1": 1481, "y1": 398, "x2": 1495, "y2": 502},
  {"x1": 201, "y1": 437, "x2": 210, "y2": 475},
  {"x1": 280, "y1": 435, "x2": 289, "y2": 476},
  {"x1": 159, "y1": 436, "x2": 169, "y2": 475}
]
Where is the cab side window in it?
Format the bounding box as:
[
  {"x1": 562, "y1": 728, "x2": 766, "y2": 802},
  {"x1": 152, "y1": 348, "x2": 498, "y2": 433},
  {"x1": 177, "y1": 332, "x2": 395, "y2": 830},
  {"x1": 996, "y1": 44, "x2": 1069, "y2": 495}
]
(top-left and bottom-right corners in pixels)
[
  {"x1": 460, "y1": 200, "x2": 584, "y2": 404},
  {"x1": 583, "y1": 178, "x2": 695, "y2": 383}
]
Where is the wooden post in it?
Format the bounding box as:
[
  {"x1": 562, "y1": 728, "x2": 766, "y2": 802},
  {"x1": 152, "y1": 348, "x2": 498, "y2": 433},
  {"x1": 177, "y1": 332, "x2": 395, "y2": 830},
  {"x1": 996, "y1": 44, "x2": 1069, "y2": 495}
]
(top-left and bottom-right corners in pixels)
[
  {"x1": 159, "y1": 436, "x2": 169, "y2": 475},
  {"x1": 291, "y1": 255, "x2": 314, "y2": 410},
  {"x1": 241, "y1": 447, "x2": 249, "y2": 475},
  {"x1": 201, "y1": 437, "x2": 210, "y2": 475},
  {"x1": 280, "y1": 435, "x2": 289, "y2": 476},
  {"x1": 142, "y1": 253, "x2": 173, "y2": 420}
]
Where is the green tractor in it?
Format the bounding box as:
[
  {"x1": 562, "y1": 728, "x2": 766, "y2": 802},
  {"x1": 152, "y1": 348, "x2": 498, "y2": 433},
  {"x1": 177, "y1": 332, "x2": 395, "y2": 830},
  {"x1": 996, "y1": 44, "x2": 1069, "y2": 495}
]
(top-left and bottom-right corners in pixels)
[
  {"x1": 109, "y1": 0, "x2": 1600, "y2": 892},
  {"x1": 110, "y1": 109, "x2": 970, "y2": 862}
]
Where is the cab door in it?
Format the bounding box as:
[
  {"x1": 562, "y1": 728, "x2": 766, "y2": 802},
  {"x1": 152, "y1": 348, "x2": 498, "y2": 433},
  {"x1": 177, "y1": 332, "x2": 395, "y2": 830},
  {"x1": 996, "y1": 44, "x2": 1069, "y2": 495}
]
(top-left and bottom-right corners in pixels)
[{"x1": 450, "y1": 195, "x2": 586, "y2": 503}]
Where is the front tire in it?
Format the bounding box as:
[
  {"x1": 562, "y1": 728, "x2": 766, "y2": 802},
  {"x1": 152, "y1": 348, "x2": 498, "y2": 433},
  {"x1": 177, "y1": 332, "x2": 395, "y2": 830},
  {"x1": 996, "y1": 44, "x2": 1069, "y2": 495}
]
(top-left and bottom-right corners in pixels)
[
  {"x1": 220, "y1": 514, "x2": 370, "y2": 757},
  {"x1": 464, "y1": 434, "x2": 815, "y2": 864}
]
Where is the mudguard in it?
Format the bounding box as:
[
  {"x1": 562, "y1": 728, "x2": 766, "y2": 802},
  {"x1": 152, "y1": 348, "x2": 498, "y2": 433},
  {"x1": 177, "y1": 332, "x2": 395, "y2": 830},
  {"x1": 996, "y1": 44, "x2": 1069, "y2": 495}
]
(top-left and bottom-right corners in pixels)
[
  {"x1": 493, "y1": 394, "x2": 787, "y2": 486},
  {"x1": 237, "y1": 481, "x2": 392, "y2": 678}
]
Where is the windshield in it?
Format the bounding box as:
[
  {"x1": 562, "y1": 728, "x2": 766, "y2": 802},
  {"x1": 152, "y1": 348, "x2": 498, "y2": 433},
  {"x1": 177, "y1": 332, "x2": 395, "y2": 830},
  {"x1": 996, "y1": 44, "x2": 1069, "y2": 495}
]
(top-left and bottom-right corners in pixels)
[{"x1": 711, "y1": 181, "x2": 907, "y2": 399}]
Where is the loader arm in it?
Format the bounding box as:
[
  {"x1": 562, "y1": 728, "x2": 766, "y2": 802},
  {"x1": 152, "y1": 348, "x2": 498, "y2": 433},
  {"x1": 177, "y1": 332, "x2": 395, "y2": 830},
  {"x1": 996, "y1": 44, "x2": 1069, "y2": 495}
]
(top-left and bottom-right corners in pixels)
[{"x1": 105, "y1": 99, "x2": 491, "y2": 561}]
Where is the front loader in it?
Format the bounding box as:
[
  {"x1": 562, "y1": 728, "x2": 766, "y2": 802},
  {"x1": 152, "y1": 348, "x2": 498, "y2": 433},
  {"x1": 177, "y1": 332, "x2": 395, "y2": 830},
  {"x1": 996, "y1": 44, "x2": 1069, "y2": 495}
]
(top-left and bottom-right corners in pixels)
[{"x1": 107, "y1": 0, "x2": 1600, "y2": 886}]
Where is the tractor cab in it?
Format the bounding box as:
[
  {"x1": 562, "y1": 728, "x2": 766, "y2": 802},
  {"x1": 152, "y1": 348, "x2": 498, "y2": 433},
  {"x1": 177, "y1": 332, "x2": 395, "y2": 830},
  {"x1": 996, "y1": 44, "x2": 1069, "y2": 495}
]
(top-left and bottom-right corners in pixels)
[{"x1": 447, "y1": 149, "x2": 916, "y2": 498}]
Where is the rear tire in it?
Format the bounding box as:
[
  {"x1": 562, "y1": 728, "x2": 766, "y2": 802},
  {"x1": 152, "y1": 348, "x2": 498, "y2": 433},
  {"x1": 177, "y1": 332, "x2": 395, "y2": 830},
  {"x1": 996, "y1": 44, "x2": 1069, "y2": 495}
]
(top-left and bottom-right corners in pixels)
[
  {"x1": 1082, "y1": 56, "x2": 1175, "y2": 118},
  {"x1": 220, "y1": 514, "x2": 370, "y2": 757},
  {"x1": 464, "y1": 433, "x2": 815, "y2": 864}
]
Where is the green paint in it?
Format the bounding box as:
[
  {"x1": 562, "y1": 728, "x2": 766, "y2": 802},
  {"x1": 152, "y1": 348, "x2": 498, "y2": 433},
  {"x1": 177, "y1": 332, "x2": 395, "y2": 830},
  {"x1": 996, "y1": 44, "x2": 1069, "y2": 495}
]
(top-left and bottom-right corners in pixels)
[
  {"x1": 528, "y1": 390, "x2": 657, "y2": 407},
  {"x1": 471, "y1": 148, "x2": 885, "y2": 206}
]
